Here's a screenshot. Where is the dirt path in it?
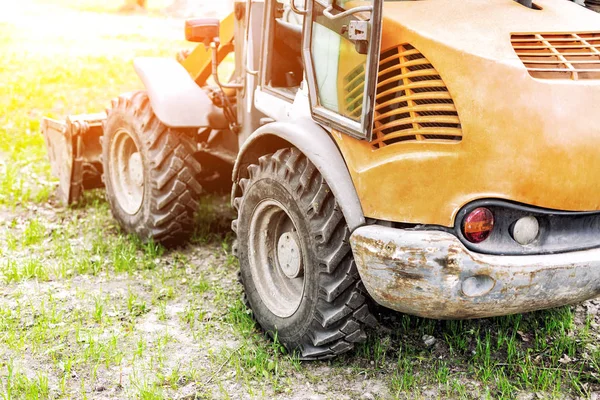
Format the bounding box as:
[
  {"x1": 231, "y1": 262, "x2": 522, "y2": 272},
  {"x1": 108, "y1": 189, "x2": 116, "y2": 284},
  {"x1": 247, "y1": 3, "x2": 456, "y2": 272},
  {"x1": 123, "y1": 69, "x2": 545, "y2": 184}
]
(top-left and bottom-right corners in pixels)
[{"x1": 0, "y1": 197, "x2": 392, "y2": 399}]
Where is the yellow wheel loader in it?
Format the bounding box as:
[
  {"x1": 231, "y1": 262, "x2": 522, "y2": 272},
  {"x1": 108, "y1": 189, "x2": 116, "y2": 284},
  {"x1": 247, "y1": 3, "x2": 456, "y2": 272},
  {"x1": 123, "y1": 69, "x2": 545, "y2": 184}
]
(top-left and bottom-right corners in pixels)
[{"x1": 43, "y1": 0, "x2": 600, "y2": 359}]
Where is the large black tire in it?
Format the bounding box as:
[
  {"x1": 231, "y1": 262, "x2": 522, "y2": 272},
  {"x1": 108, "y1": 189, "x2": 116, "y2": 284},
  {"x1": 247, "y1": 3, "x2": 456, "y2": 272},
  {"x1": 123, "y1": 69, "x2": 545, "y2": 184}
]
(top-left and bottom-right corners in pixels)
[
  {"x1": 233, "y1": 148, "x2": 377, "y2": 360},
  {"x1": 102, "y1": 91, "x2": 203, "y2": 247}
]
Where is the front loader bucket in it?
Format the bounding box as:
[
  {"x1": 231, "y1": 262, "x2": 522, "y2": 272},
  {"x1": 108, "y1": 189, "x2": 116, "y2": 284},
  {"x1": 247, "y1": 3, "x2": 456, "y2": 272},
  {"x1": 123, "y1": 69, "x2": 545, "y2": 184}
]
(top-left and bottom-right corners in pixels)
[{"x1": 41, "y1": 113, "x2": 106, "y2": 205}]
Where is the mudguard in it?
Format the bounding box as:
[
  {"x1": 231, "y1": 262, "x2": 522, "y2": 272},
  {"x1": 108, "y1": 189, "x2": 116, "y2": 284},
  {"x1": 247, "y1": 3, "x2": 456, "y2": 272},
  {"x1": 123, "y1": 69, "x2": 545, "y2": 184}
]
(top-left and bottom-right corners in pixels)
[
  {"x1": 232, "y1": 118, "x2": 366, "y2": 232},
  {"x1": 133, "y1": 57, "x2": 215, "y2": 128}
]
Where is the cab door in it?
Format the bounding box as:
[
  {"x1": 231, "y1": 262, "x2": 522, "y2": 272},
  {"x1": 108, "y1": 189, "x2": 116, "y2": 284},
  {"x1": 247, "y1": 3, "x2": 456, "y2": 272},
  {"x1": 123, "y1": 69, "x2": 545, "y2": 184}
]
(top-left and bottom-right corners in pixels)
[{"x1": 303, "y1": 0, "x2": 383, "y2": 140}]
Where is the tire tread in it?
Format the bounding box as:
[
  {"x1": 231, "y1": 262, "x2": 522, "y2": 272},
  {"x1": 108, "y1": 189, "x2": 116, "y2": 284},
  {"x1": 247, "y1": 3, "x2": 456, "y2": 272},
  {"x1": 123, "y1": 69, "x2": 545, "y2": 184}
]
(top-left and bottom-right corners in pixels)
[
  {"x1": 103, "y1": 91, "x2": 202, "y2": 247},
  {"x1": 234, "y1": 147, "x2": 376, "y2": 360}
]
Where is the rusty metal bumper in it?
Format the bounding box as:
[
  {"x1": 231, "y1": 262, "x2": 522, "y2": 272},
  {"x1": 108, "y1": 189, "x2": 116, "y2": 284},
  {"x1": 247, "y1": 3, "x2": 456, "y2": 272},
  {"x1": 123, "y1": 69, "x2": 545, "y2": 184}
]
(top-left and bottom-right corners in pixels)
[{"x1": 350, "y1": 226, "x2": 600, "y2": 319}]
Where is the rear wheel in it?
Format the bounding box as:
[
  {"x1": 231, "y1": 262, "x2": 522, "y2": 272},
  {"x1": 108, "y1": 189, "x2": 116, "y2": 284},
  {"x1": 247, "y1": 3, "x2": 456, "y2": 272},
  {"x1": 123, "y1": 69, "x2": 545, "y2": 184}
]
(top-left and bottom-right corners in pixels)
[
  {"x1": 102, "y1": 91, "x2": 203, "y2": 246},
  {"x1": 233, "y1": 148, "x2": 377, "y2": 359}
]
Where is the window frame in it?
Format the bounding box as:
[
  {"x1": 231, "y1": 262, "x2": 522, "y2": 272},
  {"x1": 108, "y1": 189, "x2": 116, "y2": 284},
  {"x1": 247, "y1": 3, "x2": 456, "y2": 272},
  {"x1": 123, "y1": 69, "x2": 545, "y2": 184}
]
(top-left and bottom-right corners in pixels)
[
  {"x1": 302, "y1": 0, "x2": 383, "y2": 141},
  {"x1": 259, "y1": 0, "x2": 303, "y2": 103}
]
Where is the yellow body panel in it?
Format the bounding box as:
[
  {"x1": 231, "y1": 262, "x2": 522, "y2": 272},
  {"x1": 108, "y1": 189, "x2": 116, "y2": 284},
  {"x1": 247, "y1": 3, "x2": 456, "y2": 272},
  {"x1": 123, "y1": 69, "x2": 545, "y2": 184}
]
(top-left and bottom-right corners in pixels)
[
  {"x1": 181, "y1": 12, "x2": 236, "y2": 85},
  {"x1": 334, "y1": 0, "x2": 600, "y2": 227}
]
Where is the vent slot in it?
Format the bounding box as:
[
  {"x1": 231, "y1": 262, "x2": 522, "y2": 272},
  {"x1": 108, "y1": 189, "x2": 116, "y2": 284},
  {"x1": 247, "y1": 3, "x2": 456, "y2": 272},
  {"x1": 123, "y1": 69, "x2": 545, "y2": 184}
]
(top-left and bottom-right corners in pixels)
[
  {"x1": 343, "y1": 64, "x2": 366, "y2": 120},
  {"x1": 511, "y1": 32, "x2": 600, "y2": 80},
  {"x1": 371, "y1": 44, "x2": 462, "y2": 149},
  {"x1": 586, "y1": 0, "x2": 600, "y2": 13}
]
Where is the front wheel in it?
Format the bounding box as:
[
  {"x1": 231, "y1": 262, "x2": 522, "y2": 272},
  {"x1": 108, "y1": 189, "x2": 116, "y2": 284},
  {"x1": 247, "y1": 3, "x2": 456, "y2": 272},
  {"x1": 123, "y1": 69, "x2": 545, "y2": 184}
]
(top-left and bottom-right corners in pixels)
[
  {"x1": 102, "y1": 91, "x2": 203, "y2": 247},
  {"x1": 233, "y1": 148, "x2": 376, "y2": 359}
]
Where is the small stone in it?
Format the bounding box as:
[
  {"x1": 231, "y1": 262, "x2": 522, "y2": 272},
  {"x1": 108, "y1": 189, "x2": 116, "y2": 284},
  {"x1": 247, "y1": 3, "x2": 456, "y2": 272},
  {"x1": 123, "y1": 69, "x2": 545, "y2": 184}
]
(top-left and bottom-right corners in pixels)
[
  {"x1": 558, "y1": 354, "x2": 572, "y2": 364},
  {"x1": 422, "y1": 334, "x2": 437, "y2": 347},
  {"x1": 361, "y1": 392, "x2": 375, "y2": 400},
  {"x1": 515, "y1": 392, "x2": 535, "y2": 400},
  {"x1": 95, "y1": 385, "x2": 106, "y2": 392}
]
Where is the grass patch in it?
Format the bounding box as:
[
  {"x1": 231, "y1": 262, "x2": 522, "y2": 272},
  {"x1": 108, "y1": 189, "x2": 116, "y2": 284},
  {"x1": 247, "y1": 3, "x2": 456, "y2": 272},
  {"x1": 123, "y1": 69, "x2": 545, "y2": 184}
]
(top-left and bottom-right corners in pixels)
[{"x1": 347, "y1": 307, "x2": 600, "y2": 398}]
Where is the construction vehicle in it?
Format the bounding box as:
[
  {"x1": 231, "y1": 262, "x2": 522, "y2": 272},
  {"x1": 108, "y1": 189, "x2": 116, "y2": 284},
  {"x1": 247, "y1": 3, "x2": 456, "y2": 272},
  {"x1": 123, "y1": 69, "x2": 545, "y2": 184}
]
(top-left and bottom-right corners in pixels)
[{"x1": 42, "y1": 0, "x2": 600, "y2": 359}]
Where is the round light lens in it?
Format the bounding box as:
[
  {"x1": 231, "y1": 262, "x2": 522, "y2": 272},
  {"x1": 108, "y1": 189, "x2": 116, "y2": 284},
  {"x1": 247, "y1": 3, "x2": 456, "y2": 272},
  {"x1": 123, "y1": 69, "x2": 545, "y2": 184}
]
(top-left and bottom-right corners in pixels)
[
  {"x1": 463, "y1": 207, "x2": 494, "y2": 243},
  {"x1": 512, "y1": 216, "x2": 539, "y2": 245}
]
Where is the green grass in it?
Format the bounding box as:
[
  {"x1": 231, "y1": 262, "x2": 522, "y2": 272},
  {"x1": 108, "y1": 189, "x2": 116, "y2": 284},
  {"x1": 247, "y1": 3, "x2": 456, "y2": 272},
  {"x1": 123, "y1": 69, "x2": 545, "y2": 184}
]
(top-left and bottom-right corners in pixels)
[
  {"x1": 1, "y1": 361, "x2": 50, "y2": 400},
  {"x1": 345, "y1": 308, "x2": 600, "y2": 398},
  {"x1": 0, "y1": 2, "x2": 193, "y2": 208},
  {"x1": 1, "y1": 1, "x2": 600, "y2": 399}
]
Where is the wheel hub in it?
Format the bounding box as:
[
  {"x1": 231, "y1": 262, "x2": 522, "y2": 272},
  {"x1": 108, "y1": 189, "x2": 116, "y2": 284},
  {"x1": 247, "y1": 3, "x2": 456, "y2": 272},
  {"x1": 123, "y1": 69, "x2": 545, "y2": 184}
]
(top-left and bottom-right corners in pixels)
[
  {"x1": 248, "y1": 200, "x2": 305, "y2": 318},
  {"x1": 109, "y1": 129, "x2": 144, "y2": 215},
  {"x1": 277, "y1": 232, "x2": 303, "y2": 279},
  {"x1": 128, "y1": 152, "x2": 144, "y2": 188}
]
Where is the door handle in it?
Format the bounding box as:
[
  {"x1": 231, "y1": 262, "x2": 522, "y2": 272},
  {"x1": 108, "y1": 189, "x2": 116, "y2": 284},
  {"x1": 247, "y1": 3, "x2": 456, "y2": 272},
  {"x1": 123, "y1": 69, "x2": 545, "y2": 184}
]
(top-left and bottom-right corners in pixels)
[{"x1": 290, "y1": 0, "x2": 308, "y2": 15}]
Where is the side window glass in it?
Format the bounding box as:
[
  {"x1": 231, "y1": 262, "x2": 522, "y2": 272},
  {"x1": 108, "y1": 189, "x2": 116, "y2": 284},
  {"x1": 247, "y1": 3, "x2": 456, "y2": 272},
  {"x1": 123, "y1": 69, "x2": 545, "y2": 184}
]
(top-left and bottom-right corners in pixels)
[
  {"x1": 311, "y1": 20, "x2": 367, "y2": 121},
  {"x1": 305, "y1": 0, "x2": 382, "y2": 140}
]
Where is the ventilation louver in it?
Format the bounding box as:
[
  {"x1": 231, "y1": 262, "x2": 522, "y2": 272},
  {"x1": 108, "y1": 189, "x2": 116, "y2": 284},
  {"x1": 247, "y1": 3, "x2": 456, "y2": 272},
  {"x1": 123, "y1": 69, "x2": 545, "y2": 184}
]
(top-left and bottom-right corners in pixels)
[
  {"x1": 511, "y1": 32, "x2": 600, "y2": 80},
  {"x1": 343, "y1": 44, "x2": 462, "y2": 149},
  {"x1": 376, "y1": 44, "x2": 463, "y2": 149},
  {"x1": 586, "y1": 0, "x2": 600, "y2": 13},
  {"x1": 343, "y1": 64, "x2": 366, "y2": 120}
]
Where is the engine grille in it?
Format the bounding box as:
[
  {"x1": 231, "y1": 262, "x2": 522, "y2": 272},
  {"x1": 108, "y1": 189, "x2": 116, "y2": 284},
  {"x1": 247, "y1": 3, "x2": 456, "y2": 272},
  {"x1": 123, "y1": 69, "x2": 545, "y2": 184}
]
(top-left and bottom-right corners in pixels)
[
  {"x1": 342, "y1": 44, "x2": 462, "y2": 148},
  {"x1": 511, "y1": 32, "x2": 600, "y2": 80},
  {"x1": 586, "y1": 0, "x2": 600, "y2": 13},
  {"x1": 371, "y1": 44, "x2": 462, "y2": 149},
  {"x1": 343, "y1": 64, "x2": 366, "y2": 120}
]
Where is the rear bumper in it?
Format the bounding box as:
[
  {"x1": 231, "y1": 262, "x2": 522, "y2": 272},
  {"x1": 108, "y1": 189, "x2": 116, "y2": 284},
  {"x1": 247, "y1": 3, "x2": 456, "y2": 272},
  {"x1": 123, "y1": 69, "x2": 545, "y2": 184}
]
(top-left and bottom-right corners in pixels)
[{"x1": 349, "y1": 226, "x2": 600, "y2": 319}]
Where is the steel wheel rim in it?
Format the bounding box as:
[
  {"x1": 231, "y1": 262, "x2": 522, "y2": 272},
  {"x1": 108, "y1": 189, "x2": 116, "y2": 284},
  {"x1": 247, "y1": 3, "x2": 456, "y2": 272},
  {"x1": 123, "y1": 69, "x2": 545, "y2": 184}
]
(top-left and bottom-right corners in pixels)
[
  {"x1": 249, "y1": 199, "x2": 305, "y2": 318},
  {"x1": 109, "y1": 128, "x2": 144, "y2": 215}
]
